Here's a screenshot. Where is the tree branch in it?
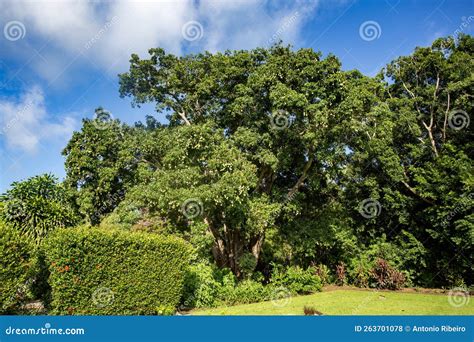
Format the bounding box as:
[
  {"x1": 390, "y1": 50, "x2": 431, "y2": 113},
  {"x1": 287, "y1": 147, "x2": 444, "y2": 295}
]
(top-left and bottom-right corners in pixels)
[
  {"x1": 442, "y1": 92, "x2": 450, "y2": 142},
  {"x1": 287, "y1": 155, "x2": 314, "y2": 200},
  {"x1": 178, "y1": 111, "x2": 191, "y2": 126},
  {"x1": 401, "y1": 169, "x2": 435, "y2": 205},
  {"x1": 421, "y1": 120, "x2": 438, "y2": 157}
]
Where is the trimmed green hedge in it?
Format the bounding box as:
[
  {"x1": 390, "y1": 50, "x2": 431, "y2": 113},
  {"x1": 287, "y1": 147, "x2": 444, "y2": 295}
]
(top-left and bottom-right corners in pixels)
[
  {"x1": 42, "y1": 227, "x2": 190, "y2": 315},
  {"x1": 0, "y1": 222, "x2": 35, "y2": 313}
]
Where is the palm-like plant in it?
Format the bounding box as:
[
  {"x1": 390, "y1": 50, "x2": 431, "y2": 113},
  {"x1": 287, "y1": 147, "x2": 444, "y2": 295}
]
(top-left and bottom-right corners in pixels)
[{"x1": 0, "y1": 174, "x2": 78, "y2": 242}]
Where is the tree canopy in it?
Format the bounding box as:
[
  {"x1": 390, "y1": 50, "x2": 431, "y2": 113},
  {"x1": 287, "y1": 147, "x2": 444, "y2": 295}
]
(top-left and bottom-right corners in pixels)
[{"x1": 5, "y1": 35, "x2": 472, "y2": 286}]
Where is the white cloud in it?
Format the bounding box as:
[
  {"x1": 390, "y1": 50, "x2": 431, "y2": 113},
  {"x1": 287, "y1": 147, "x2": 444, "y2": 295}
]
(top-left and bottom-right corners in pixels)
[
  {"x1": 0, "y1": 0, "x2": 193, "y2": 74},
  {"x1": 0, "y1": 0, "x2": 318, "y2": 77},
  {"x1": 198, "y1": 0, "x2": 318, "y2": 52},
  {"x1": 0, "y1": 86, "x2": 77, "y2": 153}
]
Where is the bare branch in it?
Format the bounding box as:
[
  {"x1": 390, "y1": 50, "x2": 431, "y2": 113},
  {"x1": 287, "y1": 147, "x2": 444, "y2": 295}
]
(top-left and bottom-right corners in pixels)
[
  {"x1": 442, "y1": 92, "x2": 450, "y2": 142},
  {"x1": 287, "y1": 155, "x2": 314, "y2": 199},
  {"x1": 178, "y1": 111, "x2": 191, "y2": 126},
  {"x1": 401, "y1": 169, "x2": 435, "y2": 205}
]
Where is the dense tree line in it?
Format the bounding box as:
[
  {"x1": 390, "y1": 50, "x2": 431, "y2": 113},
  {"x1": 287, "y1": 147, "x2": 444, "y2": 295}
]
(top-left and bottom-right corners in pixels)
[{"x1": 2, "y1": 35, "x2": 472, "y2": 288}]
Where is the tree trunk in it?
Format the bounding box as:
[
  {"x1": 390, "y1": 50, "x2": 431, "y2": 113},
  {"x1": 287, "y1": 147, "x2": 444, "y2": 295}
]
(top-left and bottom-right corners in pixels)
[
  {"x1": 205, "y1": 217, "x2": 245, "y2": 277},
  {"x1": 212, "y1": 237, "x2": 244, "y2": 277}
]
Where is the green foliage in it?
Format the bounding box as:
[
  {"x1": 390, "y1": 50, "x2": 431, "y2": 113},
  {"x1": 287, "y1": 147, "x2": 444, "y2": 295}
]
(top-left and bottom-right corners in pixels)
[
  {"x1": 347, "y1": 234, "x2": 426, "y2": 287},
  {"x1": 238, "y1": 253, "x2": 258, "y2": 279},
  {"x1": 342, "y1": 35, "x2": 473, "y2": 286},
  {"x1": 183, "y1": 264, "x2": 323, "y2": 309},
  {"x1": 0, "y1": 222, "x2": 35, "y2": 313},
  {"x1": 70, "y1": 36, "x2": 471, "y2": 286},
  {"x1": 311, "y1": 264, "x2": 332, "y2": 285},
  {"x1": 182, "y1": 263, "x2": 223, "y2": 308},
  {"x1": 62, "y1": 108, "x2": 151, "y2": 225},
  {"x1": 219, "y1": 280, "x2": 271, "y2": 306},
  {"x1": 117, "y1": 45, "x2": 355, "y2": 277},
  {"x1": 348, "y1": 256, "x2": 371, "y2": 288},
  {"x1": 0, "y1": 174, "x2": 78, "y2": 242},
  {"x1": 270, "y1": 265, "x2": 322, "y2": 294},
  {"x1": 42, "y1": 227, "x2": 190, "y2": 315},
  {"x1": 186, "y1": 222, "x2": 216, "y2": 262},
  {"x1": 182, "y1": 262, "x2": 271, "y2": 308},
  {"x1": 8, "y1": 35, "x2": 470, "y2": 294}
]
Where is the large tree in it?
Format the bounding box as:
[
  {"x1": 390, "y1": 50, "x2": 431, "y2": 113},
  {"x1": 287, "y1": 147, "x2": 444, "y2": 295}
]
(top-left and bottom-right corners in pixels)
[
  {"x1": 61, "y1": 37, "x2": 472, "y2": 285},
  {"x1": 342, "y1": 35, "x2": 473, "y2": 285},
  {"x1": 117, "y1": 45, "x2": 357, "y2": 276}
]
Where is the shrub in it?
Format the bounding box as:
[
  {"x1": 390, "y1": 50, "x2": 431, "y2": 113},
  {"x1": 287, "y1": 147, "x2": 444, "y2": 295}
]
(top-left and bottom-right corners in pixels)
[
  {"x1": 182, "y1": 263, "x2": 223, "y2": 308},
  {"x1": 182, "y1": 263, "x2": 271, "y2": 308},
  {"x1": 0, "y1": 222, "x2": 35, "y2": 313},
  {"x1": 348, "y1": 257, "x2": 371, "y2": 288},
  {"x1": 352, "y1": 263, "x2": 370, "y2": 288},
  {"x1": 271, "y1": 265, "x2": 322, "y2": 294},
  {"x1": 219, "y1": 280, "x2": 271, "y2": 306},
  {"x1": 370, "y1": 258, "x2": 406, "y2": 290},
  {"x1": 354, "y1": 234, "x2": 424, "y2": 286},
  {"x1": 335, "y1": 262, "x2": 347, "y2": 286},
  {"x1": 42, "y1": 227, "x2": 190, "y2": 315},
  {"x1": 238, "y1": 253, "x2": 258, "y2": 279},
  {"x1": 311, "y1": 264, "x2": 331, "y2": 285}
]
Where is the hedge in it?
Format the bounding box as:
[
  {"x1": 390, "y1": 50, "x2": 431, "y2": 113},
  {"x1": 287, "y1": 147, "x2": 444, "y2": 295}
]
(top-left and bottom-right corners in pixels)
[
  {"x1": 0, "y1": 222, "x2": 34, "y2": 313},
  {"x1": 42, "y1": 227, "x2": 190, "y2": 315}
]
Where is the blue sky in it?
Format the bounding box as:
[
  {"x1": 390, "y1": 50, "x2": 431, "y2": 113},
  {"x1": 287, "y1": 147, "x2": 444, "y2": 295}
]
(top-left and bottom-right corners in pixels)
[{"x1": 0, "y1": 0, "x2": 473, "y2": 192}]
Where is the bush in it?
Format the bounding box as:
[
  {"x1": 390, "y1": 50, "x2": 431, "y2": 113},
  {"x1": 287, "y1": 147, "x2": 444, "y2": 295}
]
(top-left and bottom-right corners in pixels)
[
  {"x1": 219, "y1": 280, "x2": 270, "y2": 306},
  {"x1": 335, "y1": 262, "x2": 347, "y2": 286},
  {"x1": 354, "y1": 235, "x2": 424, "y2": 286},
  {"x1": 183, "y1": 264, "x2": 323, "y2": 309},
  {"x1": 311, "y1": 264, "x2": 331, "y2": 285},
  {"x1": 370, "y1": 258, "x2": 406, "y2": 290},
  {"x1": 182, "y1": 263, "x2": 271, "y2": 308},
  {"x1": 348, "y1": 257, "x2": 371, "y2": 288},
  {"x1": 347, "y1": 236, "x2": 417, "y2": 288},
  {"x1": 42, "y1": 227, "x2": 190, "y2": 315},
  {"x1": 271, "y1": 265, "x2": 322, "y2": 294},
  {"x1": 0, "y1": 222, "x2": 35, "y2": 313},
  {"x1": 182, "y1": 263, "x2": 223, "y2": 308},
  {"x1": 238, "y1": 253, "x2": 258, "y2": 279}
]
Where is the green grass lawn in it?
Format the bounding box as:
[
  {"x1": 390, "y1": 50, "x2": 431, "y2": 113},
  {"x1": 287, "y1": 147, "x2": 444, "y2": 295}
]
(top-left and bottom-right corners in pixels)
[{"x1": 193, "y1": 289, "x2": 474, "y2": 315}]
